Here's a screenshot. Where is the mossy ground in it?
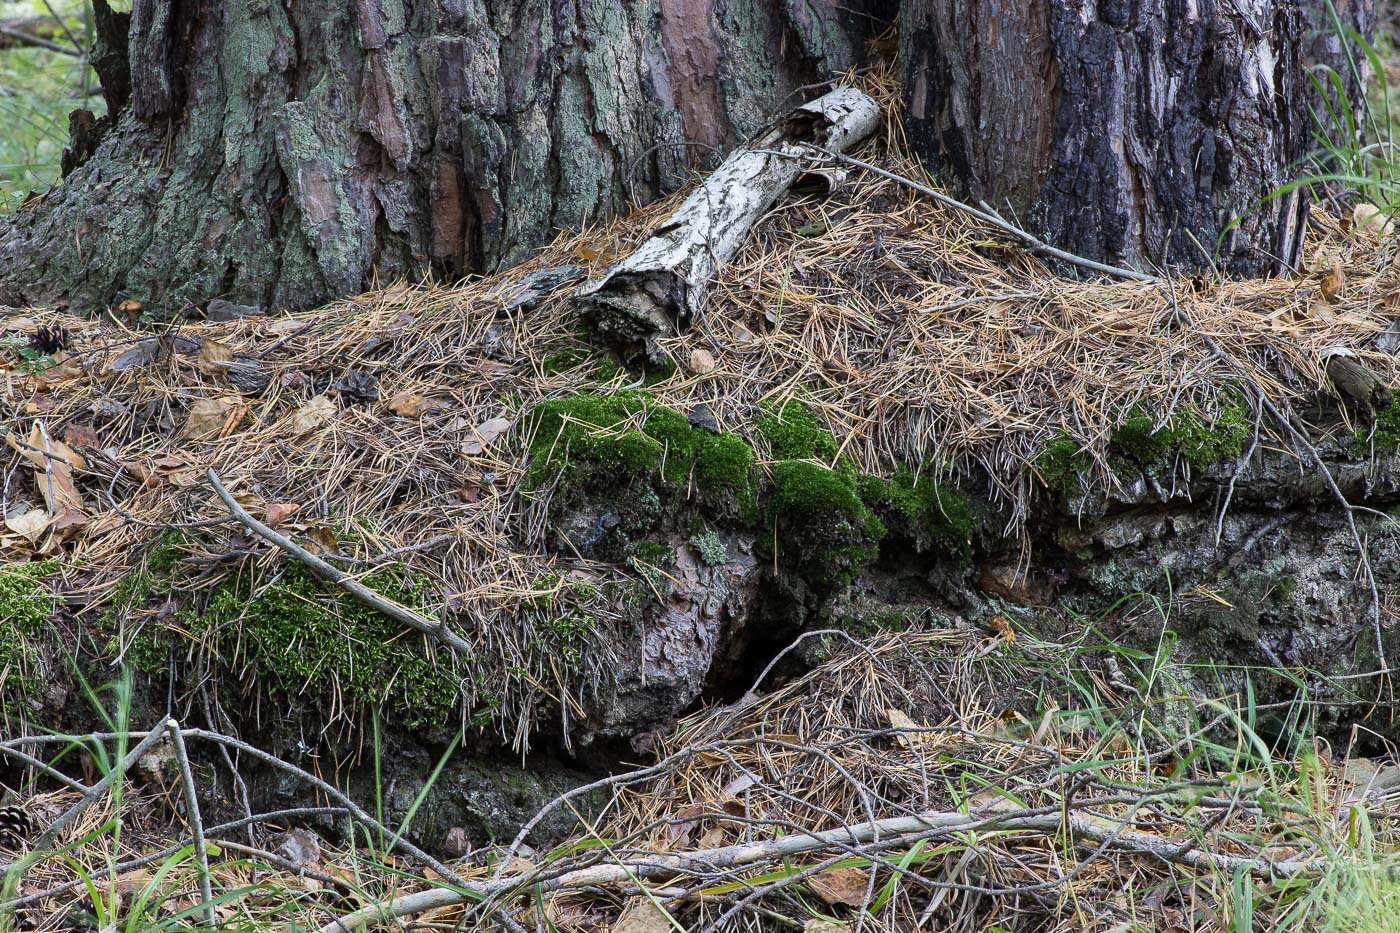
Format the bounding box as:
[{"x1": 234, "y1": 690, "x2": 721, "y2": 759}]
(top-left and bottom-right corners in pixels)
[
  {"x1": 1038, "y1": 398, "x2": 1251, "y2": 494},
  {"x1": 0, "y1": 560, "x2": 57, "y2": 699},
  {"x1": 1356, "y1": 398, "x2": 1400, "y2": 457},
  {"x1": 113, "y1": 545, "x2": 465, "y2": 731}
]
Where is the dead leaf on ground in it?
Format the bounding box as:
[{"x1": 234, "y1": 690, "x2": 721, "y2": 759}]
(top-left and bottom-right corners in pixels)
[
  {"x1": 265, "y1": 502, "x2": 301, "y2": 527},
  {"x1": 1320, "y1": 261, "x2": 1346, "y2": 303},
  {"x1": 687, "y1": 348, "x2": 717, "y2": 375},
  {"x1": 302, "y1": 527, "x2": 340, "y2": 556},
  {"x1": 108, "y1": 339, "x2": 159, "y2": 372},
  {"x1": 609, "y1": 899, "x2": 672, "y2": 933},
  {"x1": 7, "y1": 426, "x2": 84, "y2": 511},
  {"x1": 462, "y1": 416, "x2": 512, "y2": 455},
  {"x1": 42, "y1": 507, "x2": 89, "y2": 551},
  {"x1": 182, "y1": 396, "x2": 248, "y2": 441},
  {"x1": 803, "y1": 921, "x2": 849, "y2": 933},
  {"x1": 288, "y1": 395, "x2": 336, "y2": 435},
  {"x1": 5, "y1": 509, "x2": 49, "y2": 542},
  {"x1": 388, "y1": 392, "x2": 442, "y2": 418},
  {"x1": 809, "y1": 867, "x2": 873, "y2": 907},
  {"x1": 198, "y1": 337, "x2": 236, "y2": 375},
  {"x1": 61, "y1": 423, "x2": 101, "y2": 450},
  {"x1": 886, "y1": 708, "x2": 923, "y2": 749}
]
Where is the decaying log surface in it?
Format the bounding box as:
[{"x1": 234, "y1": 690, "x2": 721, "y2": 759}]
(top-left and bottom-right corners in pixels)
[{"x1": 576, "y1": 87, "x2": 880, "y2": 364}]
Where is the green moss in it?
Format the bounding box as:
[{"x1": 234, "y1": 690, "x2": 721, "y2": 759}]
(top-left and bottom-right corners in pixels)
[
  {"x1": 541, "y1": 348, "x2": 592, "y2": 375},
  {"x1": 1109, "y1": 401, "x2": 1249, "y2": 471},
  {"x1": 1111, "y1": 408, "x2": 1174, "y2": 465},
  {"x1": 1356, "y1": 398, "x2": 1400, "y2": 457},
  {"x1": 629, "y1": 539, "x2": 676, "y2": 566},
  {"x1": 524, "y1": 392, "x2": 664, "y2": 490},
  {"x1": 524, "y1": 392, "x2": 758, "y2": 532},
  {"x1": 769, "y1": 460, "x2": 884, "y2": 585},
  {"x1": 0, "y1": 561, "x2": 57, "y2": 697},
  {"x1": 1036, "y1": 433, "x2": 1093, "y2": 495},
  {"x1": 689, "y1": 529, "x2": 729, "y2": 566},
  {"x1": 1173, "y1": 403, "x2": 1249, "y2": 470},
  {"x1": 693, "y1": 433, "x2": 755, "y2": 497},
  {"x1": 197, "y1": 564, "x2": 461, "y2": 730},
  {"x1": 756, "y1": 399, "x2": 840, "y2": 461},
  {"x1": 859, "y1": 468, "x2": 975, "y2": 552}
]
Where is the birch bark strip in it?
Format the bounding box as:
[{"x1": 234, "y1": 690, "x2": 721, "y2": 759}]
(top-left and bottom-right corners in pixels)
[{"x1": 576, "y1": 87, "x2": 880, "y2": 363}]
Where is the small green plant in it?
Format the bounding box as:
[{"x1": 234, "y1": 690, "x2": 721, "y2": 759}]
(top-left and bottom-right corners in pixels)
[{"x1": 4, "y1": 336, "x2": 55, "y2": 374}]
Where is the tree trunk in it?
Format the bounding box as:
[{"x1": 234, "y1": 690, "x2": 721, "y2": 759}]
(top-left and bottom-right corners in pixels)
[
  {"x1": 0, "y1": 0, "x2": 1374, "y2": 313},
  {"x1": 0, "y1": 0, "x2": 886, "y2": 315},
  {"x1": 900, "y1": 0, "x2": 1374, "y2": 278}
]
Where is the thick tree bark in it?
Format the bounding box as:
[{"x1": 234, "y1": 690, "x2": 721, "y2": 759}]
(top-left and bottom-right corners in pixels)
[
  {"x1": 0, "y1": 0, "x2": 1375, "y2": 312},
  {"x1": 900, "y1": 0, "x2": 1374, "y2": 277},
  {"x1": 0, "y1": 1, "x2": 886, "y2": 314}
]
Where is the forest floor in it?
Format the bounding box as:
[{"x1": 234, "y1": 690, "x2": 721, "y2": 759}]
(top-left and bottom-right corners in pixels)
[{"x1": 4, "y1": 16, "x2": 1400, "y2": 933}]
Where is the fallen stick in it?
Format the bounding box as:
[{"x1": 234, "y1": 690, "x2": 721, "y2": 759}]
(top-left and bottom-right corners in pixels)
[
  {"x1": 317, "y1": 803, "x2": 1317, "y2": 932},
  {"x1": 206, "y1": 468, "x2": 474, "y2": 658},
  {"x1": 576, "y1": 86, "x2": 880, "y2": 364},
  {"x1": 811, "y1": 147, "x2": 1159, "y2": 284}
]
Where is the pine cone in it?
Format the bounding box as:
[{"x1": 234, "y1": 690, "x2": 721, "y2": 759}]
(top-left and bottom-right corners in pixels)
[{"x1": 0, "y1": 805, "x2": 37, "y2": 848}]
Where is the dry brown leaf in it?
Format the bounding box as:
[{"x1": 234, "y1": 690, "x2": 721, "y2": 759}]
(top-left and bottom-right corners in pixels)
[
  {"x1": 688, "y1": 348, "x2": 717, "y2": 375},
  {"x1": 1320, "y1": 261, "x2": 1346, "y2": 303},
  {"x1": 886, "y1": 708, "x2": 922, "y2": 749},
  {"x1": 183, "y1": 396, "x2": 247, "y2": 441},
  {"x1": 265, "y1": 502, "x2": 301, "y2": 527},
  {"x1": 697, "y1": 824, "x2": 726, "y2": 848},
  {"x1": 5, "y1": 509, "x2": 49, "y2": 542},
  {"x1": 288, "y1": 395, "x2": 336, "y2": 435},
  {"x1": 43, "y1": 507, "x2": 89, "y2": 551},
  {"x1": 61, "y1": 423, "x2": 101, "y2": 450},
  {"x1": 8, "y1": 426, "x2": 84, "y2": 511},
  {"x1": 809, "y1": 867, "x2": 872, "y2": 907},
  {"x1": 1354, "y1": 203, "x2": 1394, "y2": 237},
  {"x1": 388, "y1": 392, "x2": 440, "y2": 418},
  {"x1": 198, "y1": 337, "x2": 236, "y2": 375},
  {"x1": 303, "y1": 527, "x2": 340, "y2": 557},
  {"x1": 168, "y1": 470, "x2": 204, "y2": 488},
  {"x1": 609, "y1": 899, "x2": 672, "y2": 933},
  {"x1": 803, "y1": 922, "x2": 848, "y2": 933},
  {"x1": 462, "y1": 416, "x2": 512, "y2": 455}
]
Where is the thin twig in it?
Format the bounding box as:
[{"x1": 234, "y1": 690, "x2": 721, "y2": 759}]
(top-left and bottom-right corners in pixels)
[
  {"x1": 165, "y1": 719, "x2": 215, "y2": 927},
  {"x1": 808, "y1": 147, "x2": 1161, "y2": 283},
  {"x1": 206, "y1": 468, "x2": 474, "y2": 657}
]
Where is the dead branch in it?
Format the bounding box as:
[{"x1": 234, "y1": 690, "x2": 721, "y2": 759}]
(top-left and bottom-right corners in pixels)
[
  {"x1": 577, "y1": 86, "x2": 880, "y2": 363},
  {"x1": 206, "y1": 467, "x2": 475, "y2": 657}
]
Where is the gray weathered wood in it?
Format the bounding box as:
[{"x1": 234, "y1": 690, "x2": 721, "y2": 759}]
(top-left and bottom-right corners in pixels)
[{"x1": 577, "y1": 87, "x2": 880, "y2": 363}]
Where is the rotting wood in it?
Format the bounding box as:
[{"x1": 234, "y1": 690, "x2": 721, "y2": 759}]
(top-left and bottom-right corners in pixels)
[{"x1": 576, "y1": 87, "x2": 880, "y2": 365}]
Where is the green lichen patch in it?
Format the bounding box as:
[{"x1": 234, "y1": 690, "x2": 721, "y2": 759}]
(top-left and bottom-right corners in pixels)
[
  {"x1": 769, "y1": 460, "x2": 884, "y2": 586},
  {"x1": 0, "y1": 561, "x2": 57, "y2": 697},
  {"x1": 859, "y1": 468, "x2": 975, "y2": 553},
  {"x1": 690, "y1": 529, "x2": 729, "y2": 566}
]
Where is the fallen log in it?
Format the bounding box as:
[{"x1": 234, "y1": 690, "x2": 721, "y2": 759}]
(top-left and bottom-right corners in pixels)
[{"x1": 576, "y1": 86, "x2": 879, "y2": 365}]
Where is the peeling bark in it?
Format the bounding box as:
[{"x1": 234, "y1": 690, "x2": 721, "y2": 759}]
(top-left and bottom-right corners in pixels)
[
  {"x1": 0, "y1": 0, "x2": 886, "y2": 315},
  {"x1": 577, "y1": 87, "x2": 880, "y2": 362}
]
